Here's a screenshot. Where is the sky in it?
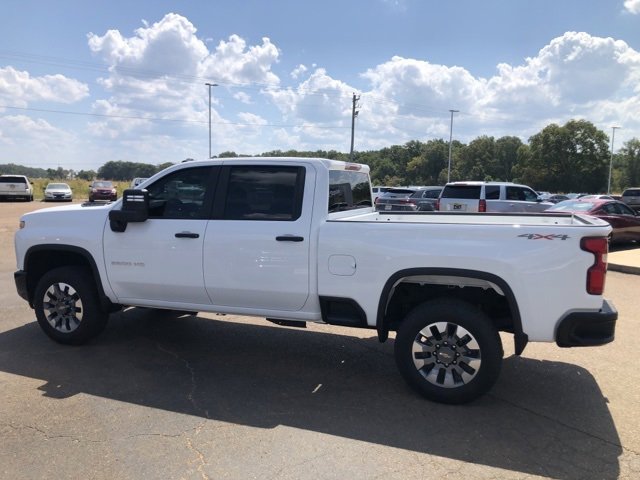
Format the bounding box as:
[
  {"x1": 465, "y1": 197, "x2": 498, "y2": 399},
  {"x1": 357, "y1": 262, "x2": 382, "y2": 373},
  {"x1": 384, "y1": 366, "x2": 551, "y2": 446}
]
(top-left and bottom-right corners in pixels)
[{"x1": 1, "y1": 0, "x2": 640, "y2": 171}]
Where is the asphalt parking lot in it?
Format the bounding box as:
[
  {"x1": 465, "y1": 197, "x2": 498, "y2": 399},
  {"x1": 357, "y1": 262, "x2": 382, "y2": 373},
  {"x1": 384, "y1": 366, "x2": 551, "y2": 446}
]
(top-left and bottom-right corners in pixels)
[{"x1": 1, "y1": 201, "x2": 639, "y2": 479}]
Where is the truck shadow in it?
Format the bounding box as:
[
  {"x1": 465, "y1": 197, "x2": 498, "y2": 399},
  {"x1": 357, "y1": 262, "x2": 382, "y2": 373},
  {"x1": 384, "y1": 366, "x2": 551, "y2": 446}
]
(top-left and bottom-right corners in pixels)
[{"x1": 0, "y1": 310, "x2": 621, "y2": 480}]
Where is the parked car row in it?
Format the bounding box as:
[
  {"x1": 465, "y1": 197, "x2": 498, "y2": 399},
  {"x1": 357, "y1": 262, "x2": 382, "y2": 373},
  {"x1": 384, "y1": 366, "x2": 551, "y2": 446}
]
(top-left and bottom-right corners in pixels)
[
  {"x1": 0, "y1": 178, "x2": 149, "y2": 202},
  {"x1": 375, "y1": 181, "x2": 555, "y2": 214},
  {"x1": 372, "y1": 181, "x2": 640, "y2": 245}
]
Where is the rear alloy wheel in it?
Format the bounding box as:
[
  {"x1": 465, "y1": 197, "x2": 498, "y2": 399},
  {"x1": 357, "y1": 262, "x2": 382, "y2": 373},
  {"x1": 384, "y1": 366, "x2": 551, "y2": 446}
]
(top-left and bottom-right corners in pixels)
[
  {"x1": 395, "y1": 298, "x2": 503, "y2": 404},
  {"x1": 34, "y1": 266, "x2": 108, "y2": 345}
]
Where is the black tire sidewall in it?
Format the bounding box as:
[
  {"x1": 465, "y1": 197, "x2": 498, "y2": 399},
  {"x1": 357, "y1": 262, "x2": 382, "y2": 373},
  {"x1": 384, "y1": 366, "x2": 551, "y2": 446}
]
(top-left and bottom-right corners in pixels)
[
  {"x1": 34, "y1": 266, "x2": 108, "y2": 345},
  {"x1": 395, "y1": 298, "x2": 503, "y2": 404}
]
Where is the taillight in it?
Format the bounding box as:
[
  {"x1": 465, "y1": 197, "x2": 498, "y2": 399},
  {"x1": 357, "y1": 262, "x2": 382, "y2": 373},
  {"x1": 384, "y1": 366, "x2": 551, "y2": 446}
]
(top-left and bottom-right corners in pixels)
[
  {"x1": 581, "y1": 237, "x2": 608, "y2": 295},
  {"x1": 479, "y1": 199, "x2": 487, "y2": 212},
  {"x1": 435, "y1": 199, "x2": 440, "y2": 210},
  {"x1": 374, "y1": 197, "x2": 380, "y2": 205}
]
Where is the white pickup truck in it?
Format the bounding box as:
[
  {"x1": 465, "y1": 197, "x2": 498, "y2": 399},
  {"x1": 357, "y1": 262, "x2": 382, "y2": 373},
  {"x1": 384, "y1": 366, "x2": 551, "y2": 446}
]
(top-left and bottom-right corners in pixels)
[{"x1": 14, "y1": 158, "x2": 617, "y2": 404}]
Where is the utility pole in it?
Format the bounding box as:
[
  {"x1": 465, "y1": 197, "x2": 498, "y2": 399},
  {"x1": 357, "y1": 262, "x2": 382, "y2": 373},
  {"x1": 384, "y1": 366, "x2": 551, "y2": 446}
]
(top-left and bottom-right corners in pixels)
[
  {"x1": 447, "y1": 109, "x2": 459, "y2": 183},
  {"x1": 608, "y1": 126, "x2": 620, "y2": 194},
  {"x1": 350, "y1": 93, "x2": 361, "y2": 159},
  {"x1": 205, "y1": 82, "x2": 218, "y2": 158}
]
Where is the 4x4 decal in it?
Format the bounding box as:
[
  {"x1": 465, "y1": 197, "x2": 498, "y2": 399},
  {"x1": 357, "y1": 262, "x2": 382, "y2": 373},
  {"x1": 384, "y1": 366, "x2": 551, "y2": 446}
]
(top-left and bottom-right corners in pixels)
[{"x1": 518, "y1": 233, "x2": 570, "y2": 240}]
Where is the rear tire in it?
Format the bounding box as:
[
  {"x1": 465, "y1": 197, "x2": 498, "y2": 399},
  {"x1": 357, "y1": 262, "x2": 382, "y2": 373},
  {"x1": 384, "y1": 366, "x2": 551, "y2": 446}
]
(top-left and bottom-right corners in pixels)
[
  {"x1": 34, "y1": 266, "x2": 109, "y2": 345},
  {"x1": 394, "y1": 298, "x2": 503, "y2": 404}
]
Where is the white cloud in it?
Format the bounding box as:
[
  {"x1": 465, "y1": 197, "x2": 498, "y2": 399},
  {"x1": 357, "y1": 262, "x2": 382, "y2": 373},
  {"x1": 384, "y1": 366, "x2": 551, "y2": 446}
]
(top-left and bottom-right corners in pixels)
[
  {"x1": 88, "y1": 13, "x2": 209, "y2": 78},
  {"x1": 86, "y1": 13, "x2": 281, "y2": 143},
  {"x1": 337, "y1": 31, "x2": 640, "y2": 147},
  {"x1": 624, "y1": 0, "x2": 640, "y2": 14},
  {"x1": 0, "y1": 115, "x2": 80, "y2": 168},
  {"x1": 266, "y1": 68, "x2": 353, "y2": 123},
  {"x1": 291, "y1": 64, "x2": 308, "y2": 80},
  {"x1": 362, "y1": 56, "x2": 486, "y2": 115},
  {"x1": 0, "y1": 67, "x2": 89, "y2": 106},
  {"x1": 233, "y1": 91, "x2": 252, "y2": 104},
  {"x1": 203, "y1": 34, "x2": 280, "y2": 86}
]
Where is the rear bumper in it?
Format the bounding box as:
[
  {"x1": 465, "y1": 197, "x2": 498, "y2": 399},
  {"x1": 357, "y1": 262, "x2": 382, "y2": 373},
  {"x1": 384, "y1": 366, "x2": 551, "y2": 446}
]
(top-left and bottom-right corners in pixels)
[
  {"x1": 556, "y1": 300, "x2": 618, "y2": 347},
  {"x1": 0, "y1": 192, "x2": 30, "y2": 199}
]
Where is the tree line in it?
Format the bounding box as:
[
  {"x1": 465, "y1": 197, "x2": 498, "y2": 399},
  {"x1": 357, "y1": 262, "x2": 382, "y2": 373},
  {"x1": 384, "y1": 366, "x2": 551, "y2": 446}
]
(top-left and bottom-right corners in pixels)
[{"x1": 2, "y1": 119, "x2": 639, "y2": 193}]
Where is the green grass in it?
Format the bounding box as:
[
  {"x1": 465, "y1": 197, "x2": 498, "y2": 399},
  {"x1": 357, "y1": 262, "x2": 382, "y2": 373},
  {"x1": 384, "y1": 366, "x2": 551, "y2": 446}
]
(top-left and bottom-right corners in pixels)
[{"x1": 32, "y1": 179, "x2": 130, "y2": 201}]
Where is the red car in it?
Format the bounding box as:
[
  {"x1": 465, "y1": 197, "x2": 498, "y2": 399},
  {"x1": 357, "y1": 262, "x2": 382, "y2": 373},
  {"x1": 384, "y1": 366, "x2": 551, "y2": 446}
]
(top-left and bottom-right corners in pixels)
[
  {"x1": 546, "y1": 199, "x2": 640, "y2": 244},
  {"x1": 89, "y1": 180, "x2": 117, "y2": 202}
]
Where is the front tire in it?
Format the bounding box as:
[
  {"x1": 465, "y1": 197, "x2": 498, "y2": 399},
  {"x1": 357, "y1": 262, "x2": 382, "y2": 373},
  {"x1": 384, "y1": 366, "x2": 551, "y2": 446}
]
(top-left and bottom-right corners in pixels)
[
  {"x1": 394, "y1": 298, "x2": 503, "y2": 404},
  {"x1": 34, "y1": 266, "x2": 109, "y2": 345}
]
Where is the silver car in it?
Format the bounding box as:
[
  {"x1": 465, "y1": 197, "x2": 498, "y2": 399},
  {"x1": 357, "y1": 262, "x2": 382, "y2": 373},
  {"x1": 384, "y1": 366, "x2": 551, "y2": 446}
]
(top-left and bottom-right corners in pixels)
[{"x1": 44, "y1": 182, "x2": 73, "y2": 202}]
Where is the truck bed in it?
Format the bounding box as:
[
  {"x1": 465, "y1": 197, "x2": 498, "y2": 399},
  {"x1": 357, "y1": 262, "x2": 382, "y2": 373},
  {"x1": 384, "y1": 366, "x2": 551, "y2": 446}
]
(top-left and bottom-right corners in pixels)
[{"x1": 332, "y1": 210, "x2": 605, "y2": 227}]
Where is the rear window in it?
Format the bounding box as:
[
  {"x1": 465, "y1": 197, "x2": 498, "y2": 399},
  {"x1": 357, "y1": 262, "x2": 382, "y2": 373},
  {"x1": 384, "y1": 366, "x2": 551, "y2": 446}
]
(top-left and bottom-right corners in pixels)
[
  {"x1": 622, "y1": 189, "x2": 640, "y2": 197},
  {"x1": 328, "y1": 170, "x2": 372, "y2": 212},
  {"x1": 441, "y1": 185, "x2": 481, "y2": 199},
  {"x1": 0, "y1": 176, "x2": 27, "y2": 184}
]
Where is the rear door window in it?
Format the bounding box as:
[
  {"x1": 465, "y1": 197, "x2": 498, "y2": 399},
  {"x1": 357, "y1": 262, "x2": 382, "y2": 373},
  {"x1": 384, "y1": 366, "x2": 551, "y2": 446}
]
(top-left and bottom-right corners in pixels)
[{"x1": 222, "y1": 165, "x2": 305, "y2": 221}]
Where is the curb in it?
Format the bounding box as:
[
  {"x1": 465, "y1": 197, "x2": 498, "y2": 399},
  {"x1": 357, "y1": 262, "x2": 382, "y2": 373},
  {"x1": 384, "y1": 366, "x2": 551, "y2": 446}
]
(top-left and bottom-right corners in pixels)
[{"x1": 608, "y1": 263, "x2": 640, "y2": 275}]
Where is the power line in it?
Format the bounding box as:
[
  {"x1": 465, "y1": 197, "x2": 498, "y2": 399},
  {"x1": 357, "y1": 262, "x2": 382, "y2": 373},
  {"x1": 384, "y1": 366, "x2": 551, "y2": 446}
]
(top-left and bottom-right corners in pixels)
[{"x1": 0, "y1": 104, "x2": 350, "y2": 130}]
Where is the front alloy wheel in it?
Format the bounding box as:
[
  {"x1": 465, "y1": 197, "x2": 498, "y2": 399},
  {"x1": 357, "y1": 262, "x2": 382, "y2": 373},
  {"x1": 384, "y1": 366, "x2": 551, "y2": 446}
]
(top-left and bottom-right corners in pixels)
[
  {"x1": 42, "y1": 282, "x2": 83, "y2": 333},
  {"x1": 34, "y1": 266, "x2": 108, "y2": 344}
]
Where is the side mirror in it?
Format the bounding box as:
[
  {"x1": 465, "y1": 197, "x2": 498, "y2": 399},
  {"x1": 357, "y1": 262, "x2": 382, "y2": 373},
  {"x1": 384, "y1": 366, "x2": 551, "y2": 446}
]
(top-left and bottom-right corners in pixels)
[{"x1": 108, "y1": 189, "x2": 149, "y2": 232}]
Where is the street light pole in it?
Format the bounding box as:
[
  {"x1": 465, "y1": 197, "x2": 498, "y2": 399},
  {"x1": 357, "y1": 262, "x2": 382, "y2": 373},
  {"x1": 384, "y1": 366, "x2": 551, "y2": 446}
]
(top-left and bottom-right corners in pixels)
[
  {"x1": 447, "y1": 109, "x2": 459, "y2": 183},
  {"x1": 608, "y1": 126, "x2": 620, "y2": 194},
  {"x1": 205, "y1": 82, "x2": 218, "y2": 158}
]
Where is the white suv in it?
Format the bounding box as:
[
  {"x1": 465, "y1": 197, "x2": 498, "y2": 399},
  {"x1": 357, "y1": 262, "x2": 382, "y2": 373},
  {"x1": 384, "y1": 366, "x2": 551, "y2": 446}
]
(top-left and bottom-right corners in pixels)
[
  {"x1": 437, "y1": 181, "x2": 553, "y2": 213},
  {"x1": 0, "y1": 174, "x2": 33, "y2": 201}
]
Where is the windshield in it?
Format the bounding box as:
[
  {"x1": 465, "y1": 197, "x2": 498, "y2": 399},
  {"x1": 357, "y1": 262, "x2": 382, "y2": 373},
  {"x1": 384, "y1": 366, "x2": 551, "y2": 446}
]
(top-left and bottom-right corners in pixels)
[
  {"x1": 47, "y1": 183, "x2": 68, "y2": 189},
  {"x1": 93, "y1": 181, "x2": 112, "y2": 188}
]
